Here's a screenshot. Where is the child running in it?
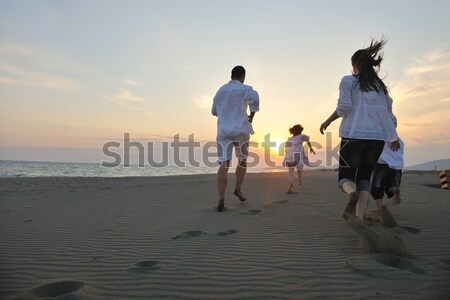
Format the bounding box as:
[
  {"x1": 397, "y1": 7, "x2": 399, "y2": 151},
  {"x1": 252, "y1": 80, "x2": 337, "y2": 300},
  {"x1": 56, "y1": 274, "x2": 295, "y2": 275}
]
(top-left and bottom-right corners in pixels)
[
  {"x1": 283, "y1": 124, "x2": 315, "y2": 194},
  {"x1": 371, "y1": 137, "x2": 404, "y2": 213}
]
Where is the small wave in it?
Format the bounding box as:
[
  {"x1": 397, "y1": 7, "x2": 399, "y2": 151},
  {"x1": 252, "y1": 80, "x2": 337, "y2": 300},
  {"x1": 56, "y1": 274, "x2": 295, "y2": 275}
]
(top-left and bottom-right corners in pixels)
[{"x1": 0, "y1": 172, "x2": 26, "y2": 177}]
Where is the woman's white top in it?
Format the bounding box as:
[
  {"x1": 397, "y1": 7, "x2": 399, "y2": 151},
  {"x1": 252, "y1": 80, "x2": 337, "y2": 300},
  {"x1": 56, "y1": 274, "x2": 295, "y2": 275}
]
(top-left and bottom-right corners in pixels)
[{"x1": 336, "y1": 75, "x2": 398, "y2": 142}]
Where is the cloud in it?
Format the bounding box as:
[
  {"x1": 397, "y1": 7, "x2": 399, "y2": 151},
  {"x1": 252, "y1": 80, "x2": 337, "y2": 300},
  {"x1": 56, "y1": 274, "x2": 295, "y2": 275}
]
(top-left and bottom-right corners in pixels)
[
  {"x1": 0, "y1": 41, "x2": 78, "y2": 90},
  {"x1": 194, "y1": 94, "x2": 212, "y2": 109},
  {"x1": 115, "y1": 89, "x2": 144, "y2": 102},
  {"x1": 0, "y1": 41, "x2": 32, "y2": 55},
  {"x1": 0, "y1": 62, "x2": 77, "y2": 90},
  {"x1": 101, "y1": 89, "x2": 144, "y2": 110},
  {"x1": 390, "y1": 44, "x2": 450, "y2": 146},
  {"x1": 124, "y1": 76, "x2": 145, "y2": 87},
  {"x1": 395, "y1": 45, "x2": 450, "y2": 94}
]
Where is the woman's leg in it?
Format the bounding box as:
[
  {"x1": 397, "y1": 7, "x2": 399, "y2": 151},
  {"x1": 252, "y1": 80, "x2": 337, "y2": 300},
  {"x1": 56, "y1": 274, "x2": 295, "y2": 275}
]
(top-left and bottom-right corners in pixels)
[
  {"x1": 341, "y1": 181, "x2": 358, "y2": 220},
  {"x1": 338, "y1": 139, "x2": 361, "y2": 221},
  {"x1": 355, "y1": 140, "x2": 385, "y2": 220},
  {"x1": 356, "y1": 191, "x2": 370, "y2": 220}
]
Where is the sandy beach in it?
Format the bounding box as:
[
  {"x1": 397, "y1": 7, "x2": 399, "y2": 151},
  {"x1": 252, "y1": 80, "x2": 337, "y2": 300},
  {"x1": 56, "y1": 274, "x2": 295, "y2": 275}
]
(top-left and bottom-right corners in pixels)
[{"x1": 1, "y1": 171, "x2": 449, "y2": 299}]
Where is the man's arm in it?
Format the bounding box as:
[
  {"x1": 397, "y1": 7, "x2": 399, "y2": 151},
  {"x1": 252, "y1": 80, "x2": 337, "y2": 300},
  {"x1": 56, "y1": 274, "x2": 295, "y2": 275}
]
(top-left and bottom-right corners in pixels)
[
  {"x1": 248, "y1": 111, "x2": 256, "y2": 123},
  {"x1": 212, "y1": 101, "x2": 217, "y2": 116}
]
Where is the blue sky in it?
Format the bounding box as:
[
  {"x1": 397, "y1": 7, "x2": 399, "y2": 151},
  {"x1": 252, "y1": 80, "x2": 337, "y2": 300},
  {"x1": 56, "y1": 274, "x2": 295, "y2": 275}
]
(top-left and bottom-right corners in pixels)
[{"x1": 1, "y1": 0, "x2": 449, "y2": 166}]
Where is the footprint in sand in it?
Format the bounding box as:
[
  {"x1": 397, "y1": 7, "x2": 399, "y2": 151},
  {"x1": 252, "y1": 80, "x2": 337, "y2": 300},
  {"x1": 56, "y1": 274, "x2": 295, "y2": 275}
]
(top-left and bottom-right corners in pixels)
[
  {"x1": 364, "y1": 209, "x2": 421, "y2": 235},
  {"x1": 240, "y1": 209, "x2": 263, "y2": 216},
  {"x1": 275, "y1": 200, "x2": 289, "y2": 204},
  {"x1": 90, "y1": 256, "x2": 106, "y2": 262},
  {"x1": 28, "y1": 280, "x2": 84, "y2": 299},
  {"x1": 439, "y1": 258, "x2": 450, "y2": 270},
  {"x1": 134, "y1": 260, "x2": 159, "y2": 269},
  {"x1": 171, "y1": 230, "x2": 210, "y2": 240},
  {"x1": 373, "y1": 253, "x2": 426, "y2": 275},
  {"x1": 127, "y1": 260, "x2": 160, "y2": 274},
  {"x1": 400, "y1": 226, "x2": 420, "y2": 234},
  {"x1": 215, "y1": 229, "x2": 239, "y2": 236},
  {"x1": 349, "y1": 217, "x2": 411, "y2": 257}
]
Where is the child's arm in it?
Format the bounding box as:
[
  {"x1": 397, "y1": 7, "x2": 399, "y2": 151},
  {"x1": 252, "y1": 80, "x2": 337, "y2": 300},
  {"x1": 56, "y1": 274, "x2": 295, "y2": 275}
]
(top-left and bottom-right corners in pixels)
[
  {"x1": 307, "y1": 141, "x2": 316, "y2": 155},
  {"x1": 303, "y1": 135, "x2": 316, "y2": 155}
]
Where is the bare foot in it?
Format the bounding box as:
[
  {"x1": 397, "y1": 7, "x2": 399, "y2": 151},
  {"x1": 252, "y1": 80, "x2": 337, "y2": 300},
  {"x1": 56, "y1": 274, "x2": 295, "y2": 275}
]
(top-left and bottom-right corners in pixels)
[
  {"x1": 234, "y1": 187, "x2": 247, "y2": 202},
  {"x1": 391, "y1": 187, "x2": 401, "y2": 205},
  {"x1": 217, "y1": 198, "x2": 225, "y2": 212},
  {"x1": 287, "y1": 183, "x2": 296, "y2": 194},
  {"x1": 342, "y1": 192, "x2": 358, "y2": 222}
]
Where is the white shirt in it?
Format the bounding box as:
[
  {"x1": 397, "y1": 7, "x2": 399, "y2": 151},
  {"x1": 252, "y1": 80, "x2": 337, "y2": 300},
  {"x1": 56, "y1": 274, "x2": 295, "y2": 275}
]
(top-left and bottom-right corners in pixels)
[
  {"x1": 284, "y1": 134, "x2": 310, "y2": 163},
  {"x1": 212, "y1": 80, "x2": 259, "y2": 137},
  {"x1": 336, "y1": 75, "x2": 398, "y2": 141},
  {"x1": 378, "y1": 138, "x2": 404, "y2": 170}
]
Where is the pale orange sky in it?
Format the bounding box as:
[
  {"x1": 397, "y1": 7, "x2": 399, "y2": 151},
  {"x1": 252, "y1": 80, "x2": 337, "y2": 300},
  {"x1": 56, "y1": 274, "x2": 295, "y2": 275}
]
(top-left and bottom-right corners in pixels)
[{"x1": 1, "y1": 1, "x2": 449, "y2": 167}]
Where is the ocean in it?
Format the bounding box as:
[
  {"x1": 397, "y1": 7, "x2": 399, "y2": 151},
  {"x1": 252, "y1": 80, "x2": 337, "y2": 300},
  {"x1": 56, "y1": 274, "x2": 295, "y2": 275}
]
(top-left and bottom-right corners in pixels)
[
  {"x1": 0, "y1": 160, "x2": 219, "y2": 177},
  {"x1": 0, "y1": 160, "x2": 282, "y2": 177}
]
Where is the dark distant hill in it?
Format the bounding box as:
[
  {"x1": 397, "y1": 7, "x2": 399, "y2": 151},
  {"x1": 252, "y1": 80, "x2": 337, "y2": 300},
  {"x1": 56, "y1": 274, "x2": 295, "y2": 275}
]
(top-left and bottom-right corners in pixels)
[{"x1": 406, "y1": 158, "x2": 450, "y2": 171}]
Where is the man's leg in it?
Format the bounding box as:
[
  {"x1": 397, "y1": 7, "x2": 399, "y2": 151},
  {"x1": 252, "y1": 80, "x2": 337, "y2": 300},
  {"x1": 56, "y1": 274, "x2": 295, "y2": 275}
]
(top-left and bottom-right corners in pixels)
[
  {"x1": 217, "y1": 138, "x2": 232, "y2": 211},
  {"x1": 234, "y1": 160, "x2": 247, "y2": 201},
  {"x1": 217, "y1": 160, "x2": 230, "y2": 211},
  {"x1": 218, "y1": 160, "x2": 230, "y2": 199},
  {"x1": 233, "y1": 137, "x2": 249, "y2": 202}
]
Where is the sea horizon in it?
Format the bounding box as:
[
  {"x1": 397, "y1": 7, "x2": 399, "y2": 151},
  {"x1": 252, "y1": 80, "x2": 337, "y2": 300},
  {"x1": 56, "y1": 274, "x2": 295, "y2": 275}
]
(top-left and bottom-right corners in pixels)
[{"x1": 0, "y1": 159, "x2": 289, "y2": 178}]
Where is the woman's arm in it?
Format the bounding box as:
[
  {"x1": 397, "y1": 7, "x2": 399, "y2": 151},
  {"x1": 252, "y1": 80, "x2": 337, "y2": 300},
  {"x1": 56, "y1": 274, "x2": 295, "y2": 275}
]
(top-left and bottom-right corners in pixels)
[{"x1": 319, "y1": 110, "x2": 340, "y2": 134}]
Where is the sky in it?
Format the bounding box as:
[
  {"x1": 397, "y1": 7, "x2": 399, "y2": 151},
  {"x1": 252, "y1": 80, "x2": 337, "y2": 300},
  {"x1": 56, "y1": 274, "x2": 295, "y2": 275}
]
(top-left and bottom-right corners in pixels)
[{"x1": 1, "y1": 0, "x2": 449, "y2": 168}]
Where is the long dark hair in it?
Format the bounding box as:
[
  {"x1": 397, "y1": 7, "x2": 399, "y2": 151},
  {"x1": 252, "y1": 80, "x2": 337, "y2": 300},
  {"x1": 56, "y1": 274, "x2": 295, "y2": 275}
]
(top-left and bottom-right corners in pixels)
[{"x1": 351, "y1": 38, "x2": 388, "y2": 94}]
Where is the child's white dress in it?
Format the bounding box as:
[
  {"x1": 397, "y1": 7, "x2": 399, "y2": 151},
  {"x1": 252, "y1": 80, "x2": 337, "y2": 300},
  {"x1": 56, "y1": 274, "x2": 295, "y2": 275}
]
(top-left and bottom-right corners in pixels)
[{"x1": 283, "y1": 134, "x2": 310, "y2": 170}]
